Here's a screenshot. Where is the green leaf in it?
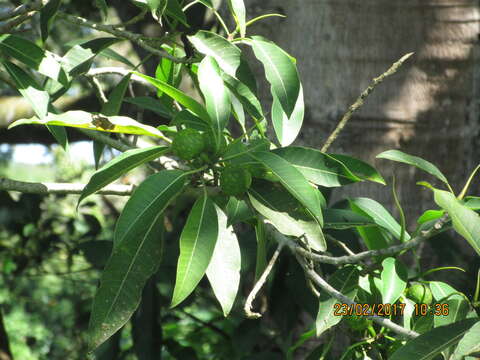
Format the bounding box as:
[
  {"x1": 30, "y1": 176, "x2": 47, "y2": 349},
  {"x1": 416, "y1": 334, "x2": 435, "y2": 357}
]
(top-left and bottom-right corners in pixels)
[
  {"x1": 39, "y1": 0, "x2": 62, "y2": 43},
  {"x1": 349, "y1": 197, "x2": 411, "y2": 242},
  {"x1": 429, "y1": 281, "x2": 464, "y2": 302},
  {"x1": 101, "y1": 74, "x2": 131, "y2": 116},
  {"x1": 225, "y1": 197, "x2": 255, "y2": 226},
  {"x1": 188, "y1": 31, "x2": 241, "y2": 77},
  {"x1": 389, "y1": 319, "x2": 479, "y2": 360},
  {"x1": 223, "y1": 71, "x2": 263, "y2": 121},
  {"x1": 434, "y1": 298, "x2": 470, "y2": 328},
  {"x1": 93, "y1": 141, "x2": 105, "y2": 170},
  {"x1": 2, "y1": 61, "x2": 50, "y2": 119},
  {"x1": 171, "y1": 109, "x2": 209, "y2": 131},
  {"x1": 329, "y1": 154, "x2": 386, "y2": 184},
  {"x1": 223, "y1": 138, "x2": 270, "y2": 161},
  {"x1": 377, "y1": 149, "x2": 450, "y2": 188},
  {"x1": 357, "y1": 226, "x2": 392, "y2": 251},
  {"x1": 63, "y1": 38, "x2": 121, "y2": 76},
  {"x1": 417, "y1": 209, "x2": 444, "y2": 225},
  {"x1": 133, "y1": 72, "x2": 211, "y2": 123},
  {"x1": 452, "y1": 321, "x2": 480, "y2": 360},
  {"x1": 165, "y1": 0, "x2": 189, "y2": 27},
  {"x1": 171, "y1": 196, "x2": 218, "y2": 307},
  {"x1": 78, "y1": 146, "x2": 168, "y2": 206},
  {"x1": 198, "y1": 56, "x2": 231, "y2": 149},
  {"x1": 227, "y1": 0, "x2": 246, "y2": 37},
  {"x1": 272, "y1": 147, "x2": 361, "y2": 187},
  {"x1": 254, "y1": 218, "x2": 267, "y2": 281},
  {"x1": 249, "y1": 151, "x2": 323, "y2": 226},
  {"x1": 95, "y1": 0, "x2": 109, "y2": 20},
  {"x1": 124, "y1": 96, "x2": 174, "y2": 119},
  {"x1": 100, "y1": 48, "x2": 135, "y2": 67},
  {"x1": 198, "y1": 0, "x2": 214, "y2": 8},
  {"x1": 271, "y1": 85, "x2": 304, "y2": 146},
  {"x1": 88, "y1": 210, "x2": 164, "y2": 351},
  {"x1": 250, "y1": 36, "x2": 300, "y2": 117},
  {"x1": 431, "y1": 189, "x2": 480, "y2": 256},
  {"x1": 9, "y1": 110, "x2": 166, "y2": 138},
  {"x1": 316, "y1": 266, "x2": 359, "y2": 336},
  {"x1": 206, "y1": 204, "x2": 241, "y2": 316},
  {"x1": 323, "y1": 209, "x2": 374, "y2": 229},
  {"x1": 248, "y1": 179, "x2": 326, "y2": 251},
  {"x1": 380, "y1": 257, "x2": 407, "y2": 304},
  {"x1": 114, "y1": 170, "x2": 187, "y2": 246}
]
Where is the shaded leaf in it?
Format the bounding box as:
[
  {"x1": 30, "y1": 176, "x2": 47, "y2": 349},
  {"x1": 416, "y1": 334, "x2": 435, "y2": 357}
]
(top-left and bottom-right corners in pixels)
[
  {"x1": 171, "y1": 196, "x2": 218, "y2": 307},
  {"x1": 124, "y1": 96, "x2": 174, "y2": 119},
  {"x1": 272, "y1": 85, "x2": 304, "y2": 146},
  {"x1": 329, "y1": 154, "x2": 386, "y2": 184},
  {"x1": 40, "y1": 0, "x2": 62, "y2": 43},
  {"x1": 316, "y1": 266, "x2": 359, "y2": 336},
  {"x1": 377, "y1": 149, "x2": 449, "y2": 187},
  {"x1": 78, "y1": 146, "x2": 168, "y2": 206},
  {"x1": 273, "y1": 147, "x2": 361, "y2": 187},
  {"x1": 452, "y1": 321, "x2": 480, "y2": 360},
  {"x1": 389, "y1": 319, "x2": 479, "y2": 360},
  {"x1": 323, "y1": 209, "x2": 374, "y2": 229},
  {"x1": 101, "y1": 74, "x2": 131, "y2": 116}
]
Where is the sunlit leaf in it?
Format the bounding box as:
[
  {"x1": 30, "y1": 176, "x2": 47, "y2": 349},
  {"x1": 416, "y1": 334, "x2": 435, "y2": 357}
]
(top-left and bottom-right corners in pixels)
[
  {"x1": 329, "y1": 154, "x2": 385, "y2": 184},
  {"x1": 227, "y1": 0, "x2": 246, "y2": 37},
  {"x1": 380, "y1": 257, "x2": 407, "y2": 304},
  {"x1": 171, "y1": 196, "x2": 218, "y2": 307},
  {"x1": 206, "y1": 204, "x2": 241, "y2": 316}
]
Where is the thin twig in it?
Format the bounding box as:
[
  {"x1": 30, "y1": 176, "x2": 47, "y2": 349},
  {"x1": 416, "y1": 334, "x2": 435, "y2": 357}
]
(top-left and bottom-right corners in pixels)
[
  {"x1": 295, "y1": 214, "x2": 448, "y2": 265},
  {"x1": 321, "y1": 53, "x2": 414, "y2": 152},
  {"x1": 0, "y1": 0, "x2": 42, "y2": 22},
  {"x1": 86, "y1": 67, "x2": 154, "y2": 88},
  {"x1": 57, "y1": 12, "x2": 193, "y2": 63},
  {"x1": 244, "y1": 241, "x2": 286, "y2": 319},
  {"x1": 176, "y1": 309, "x2": 230, "y2": 339},
  {"x1": 0, "y1": 178, "x2": 135, "y2": 196},
  {"x1": 0, "y1": 10, "x2": 36, "y2": 33},
  {"x1": 293, "y1": 251, "x2": 419, "y2": 339}
]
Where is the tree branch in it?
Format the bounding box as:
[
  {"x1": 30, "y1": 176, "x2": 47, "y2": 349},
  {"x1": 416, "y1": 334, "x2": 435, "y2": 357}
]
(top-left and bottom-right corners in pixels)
[
  {"x1": 0, "y1": 178, "x2": 134, "y2": 196},
  {"x1": 57, "y1": 12, "x2": 193, "y2": 63},
  {"x1": 0, "y1": 10, "x2": 36, "y2": 33},
  {"x1": 86, "y1": 67, "x2": 155, "y2": 88},
  {"x1": 321, "y1": 52, "x2": 414, "y2": 152},
  {"x1": 295, "y1": 215, "x2": 448, "y2": 265},
  {"x1": 0, "y1": 0, "x2": 42, "y2": 22}
]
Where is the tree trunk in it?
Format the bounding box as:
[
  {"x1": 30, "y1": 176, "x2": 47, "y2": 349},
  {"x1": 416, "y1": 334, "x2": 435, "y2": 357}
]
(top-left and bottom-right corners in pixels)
[{"x1": 247, "y1": 0, "x2": 480, "y2": 218}]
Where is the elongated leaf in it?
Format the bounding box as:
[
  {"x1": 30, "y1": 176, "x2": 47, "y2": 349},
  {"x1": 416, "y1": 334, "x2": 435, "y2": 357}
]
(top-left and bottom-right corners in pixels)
[
  {"x1": 206, "y1": 204, "x2": 241, "y2": 316},
  {"x1": 124, "y1": 96, "x2": 174, "y2": 119},
  {"x1": 63, "y1": 38, "x2": 121, "y2": 76},
  {"x1": 198, "y1": 56, "x2": 231, "y2": 150},
  {"x1": 249, "y1": 151, "x2": 323, "y2": 226},
  {"x1": 188, "y1": 31, "x2": 241, "y2": 77},
  {"x1": 171, "y1": 109, "x2": 209, "y2": 131},
  {"x1": 171, "y1": 196, "x2": 218, "y2": 307},
  {"x1": 329, "y1": 154, "x2": 386, "y2": 184},
  {"x1": 0, "y1": 35, "x2": 68, "y2": 85},
  {"x1": 389, "y1": 319, "x2": 479, "y2": 360},
  {"x1": 133, "y1": 72, "x2": 211, "y2": 123},
  {"x1": 254, "y1": 219, "x2": 267, "y2": 281},
  {"x1": 316, "y1": 266, "x2": 359, "y2": 336},
  {"x1": 417, "y1": 209, "x2": 444, "y2": 225},
  {"x1": 223, "y1": 71, "x2": 263, "y2": 121},
  {"x1": 88, "y1": 212, "x2": 164, "y2": 351},
  {"x1": 248, "y1": 180, "x2": 326, "y2": 251},
  {"x1": 100, "y1": 48, "x2": 135, "y2": 67},
  {"x1": 95, "y1": 0, "x2": 109, "y2": 20},
  {"x1": 377, "y1": 149, "x2": 450, "y2": 187},
  {"x1": 434, "y1": 298, "x2": 470, "y2": 328},
  {"x1": 357, "y1": 226, "x2": 392, "y2": 250},
  {"x1": 114, "y1": 170, "x2": 187, "y2": 246},
  {"x1": 2, "y1": 61, "x2": 49, "y2": 119},
  {"x1": 93, "y1": 140, "x2": 105, "y2": 170},
  {"x1": 250, "y1": 36, "x2": 300, "y2": 117},
  {"x1": 101, "y1": 74, "x2": 131, "y2": 116},
  {"x1": 225, "y1": 197, "x2": 255, "y2": 226},
  {"x1": 228, "y1": 0, "x2": 246, "y2": 37},
  {"x1": 9, "y1": 110, "x2": 166, "y2": 138},
  {"x1": 452, "y1": 321, "x2": 480, "y2": 360},
  {"x1": 323, "y1": 209, "x2": 374, "y2": 229},
  {"x1": 349, "y1": 197, "x2": 411, "y2": 241},
  {"x1": 40, "y1": 0, "x2": 62, "y2": 43},
  {"x1": 273, "y1": 147, "x2": 361, "y2": 187},
  {"x1": 271, "y1": 85, "x2": 304, "y2": 146},
  {"x1": 78, "y1": 146, "x2": 168, "y2": 206},
  {"x1": 380, "y1": 257, "x2": 407, "y2": 304},
  {"x1": 223, "y1": 138, "x2": 270, "y2": 161},
  {"x1": 432, "y1": 189, "x2": 480, "y2": 255},
  {"x1": 89, "y1": 171, "x2": 186, "y2": 351},
  {"x1": 165, "y1": 0, "x2": 188, "y2": 27}
]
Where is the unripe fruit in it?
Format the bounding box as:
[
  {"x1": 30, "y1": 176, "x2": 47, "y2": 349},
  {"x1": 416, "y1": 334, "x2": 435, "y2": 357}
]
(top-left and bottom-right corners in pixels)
[
  {"x1": 171, "y1": 129, "x2": 205, "y2": 160},
  {"x1": 220, "y1": 165, "x2": 252, "y2": 196},
  {"x1": 407, "y1": 283, "x2": 433, "y2": 305},
  {"x1": 203, "y1": 131, "x2": 227, "y2": 156}
]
